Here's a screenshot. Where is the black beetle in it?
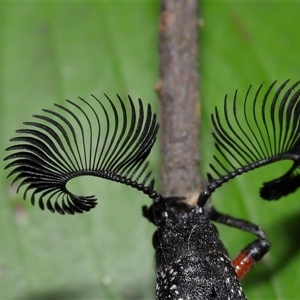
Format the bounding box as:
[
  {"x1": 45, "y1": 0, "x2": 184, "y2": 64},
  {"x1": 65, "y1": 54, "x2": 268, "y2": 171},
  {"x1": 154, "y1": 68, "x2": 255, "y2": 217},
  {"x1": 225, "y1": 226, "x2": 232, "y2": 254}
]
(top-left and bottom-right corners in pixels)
[{"x1": 5, "y1": 80, "x2": 300, "y2": 299}]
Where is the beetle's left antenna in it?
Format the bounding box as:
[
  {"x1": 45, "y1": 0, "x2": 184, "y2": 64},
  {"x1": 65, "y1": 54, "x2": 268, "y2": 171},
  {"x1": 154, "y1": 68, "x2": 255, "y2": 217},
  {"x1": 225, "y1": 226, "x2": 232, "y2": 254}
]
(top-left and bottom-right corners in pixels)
[{"x1": 4, "y1": 94, "x2": 162, "y2": 214}]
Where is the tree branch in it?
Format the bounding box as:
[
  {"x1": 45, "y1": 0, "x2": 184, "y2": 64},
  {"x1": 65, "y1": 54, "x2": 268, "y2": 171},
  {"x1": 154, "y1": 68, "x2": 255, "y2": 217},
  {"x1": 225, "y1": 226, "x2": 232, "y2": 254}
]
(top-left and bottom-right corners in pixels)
[{"x1": 157, "y1": 0, "x2": 201, "y2": 204}]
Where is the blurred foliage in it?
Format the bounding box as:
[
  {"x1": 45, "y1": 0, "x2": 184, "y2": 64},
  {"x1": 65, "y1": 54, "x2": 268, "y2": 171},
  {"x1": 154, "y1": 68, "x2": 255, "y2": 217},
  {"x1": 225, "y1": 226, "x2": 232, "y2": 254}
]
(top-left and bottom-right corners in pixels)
[{"x1": 0, "y1": 2, "x2": 300, "y2": 299}]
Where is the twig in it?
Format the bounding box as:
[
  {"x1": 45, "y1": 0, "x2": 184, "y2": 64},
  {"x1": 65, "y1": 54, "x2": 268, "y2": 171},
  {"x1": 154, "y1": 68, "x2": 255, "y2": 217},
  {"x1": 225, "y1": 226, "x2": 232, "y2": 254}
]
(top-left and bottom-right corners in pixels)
[{"x1": 157, "y1": 0, "x2": 201, "y2": 204}]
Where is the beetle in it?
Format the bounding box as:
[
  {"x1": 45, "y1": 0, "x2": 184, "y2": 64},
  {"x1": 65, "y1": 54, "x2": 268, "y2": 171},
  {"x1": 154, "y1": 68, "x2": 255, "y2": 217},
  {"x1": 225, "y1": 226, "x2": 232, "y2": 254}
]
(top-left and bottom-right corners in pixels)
[{"x1": 4, "y1": 80, "x2": 300, "y2": 299}]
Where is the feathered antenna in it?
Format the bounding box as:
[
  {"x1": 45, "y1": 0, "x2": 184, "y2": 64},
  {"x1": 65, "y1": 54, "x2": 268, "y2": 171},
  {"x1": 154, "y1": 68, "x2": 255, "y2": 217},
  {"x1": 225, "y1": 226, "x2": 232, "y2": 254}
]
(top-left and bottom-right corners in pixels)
[
  {"x1": 4, "y1": 94, "x2": 161, "y2": 214},
  {"x1": 199, "y1": 79, "x2": 300, "y2": 206}
]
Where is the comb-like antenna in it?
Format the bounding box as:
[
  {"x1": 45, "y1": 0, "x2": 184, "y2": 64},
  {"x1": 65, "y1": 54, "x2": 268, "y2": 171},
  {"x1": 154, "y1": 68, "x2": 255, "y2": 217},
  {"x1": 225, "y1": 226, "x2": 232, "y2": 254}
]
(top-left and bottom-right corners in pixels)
[
  {"x1": 199, "y1": 80, "x2": 300, "y2": 206},
  {"x1": 4, "y1": 94, "x2": 161, "y2": 214}
]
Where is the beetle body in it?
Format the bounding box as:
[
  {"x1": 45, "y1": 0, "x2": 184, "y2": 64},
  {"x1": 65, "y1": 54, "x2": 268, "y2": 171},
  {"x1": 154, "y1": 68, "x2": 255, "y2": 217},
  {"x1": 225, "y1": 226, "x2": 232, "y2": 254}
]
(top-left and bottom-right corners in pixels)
[{"x1": 155, "y1": 206, "x2": 245, "y2": 300}]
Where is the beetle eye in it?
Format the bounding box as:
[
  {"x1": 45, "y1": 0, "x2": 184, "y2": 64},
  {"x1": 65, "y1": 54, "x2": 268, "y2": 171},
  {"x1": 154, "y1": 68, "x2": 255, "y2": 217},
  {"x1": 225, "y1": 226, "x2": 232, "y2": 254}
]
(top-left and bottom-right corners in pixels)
[
  {"x1": 211, "y1": 223, "x2": 219, "y2": 236},
  {"x1": 152, "y1": 228, "x2": 163, "y2": 249}
]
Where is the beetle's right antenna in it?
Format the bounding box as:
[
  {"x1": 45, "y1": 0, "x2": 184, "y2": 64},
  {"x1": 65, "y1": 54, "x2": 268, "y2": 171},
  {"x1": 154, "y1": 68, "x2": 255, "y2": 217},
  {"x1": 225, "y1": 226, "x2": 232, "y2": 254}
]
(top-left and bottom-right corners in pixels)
[{"x1": 199, "y1": 79, "x2": 300, "y2": 206}]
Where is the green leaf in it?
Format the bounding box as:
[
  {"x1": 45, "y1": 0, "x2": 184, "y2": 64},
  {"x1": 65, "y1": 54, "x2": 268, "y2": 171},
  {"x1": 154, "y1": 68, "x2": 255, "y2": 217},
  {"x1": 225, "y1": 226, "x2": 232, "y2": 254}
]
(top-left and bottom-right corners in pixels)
[
  {"x1": 1, "y1": 3, "x2": 158, "y2": 299},
  {"x1": 1, "y1": 2, "x2": 300, "y2": 299},
  {"x1": 202, "y1": 2, "x2": 300, "y2": 299}
]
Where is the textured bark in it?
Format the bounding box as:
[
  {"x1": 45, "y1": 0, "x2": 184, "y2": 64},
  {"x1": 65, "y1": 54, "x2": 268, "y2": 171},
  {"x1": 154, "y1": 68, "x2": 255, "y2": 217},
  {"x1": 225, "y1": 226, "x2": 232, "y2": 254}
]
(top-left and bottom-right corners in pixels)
[{"x1": 157, "y1": 0, "x2": 201, "y2": 204}]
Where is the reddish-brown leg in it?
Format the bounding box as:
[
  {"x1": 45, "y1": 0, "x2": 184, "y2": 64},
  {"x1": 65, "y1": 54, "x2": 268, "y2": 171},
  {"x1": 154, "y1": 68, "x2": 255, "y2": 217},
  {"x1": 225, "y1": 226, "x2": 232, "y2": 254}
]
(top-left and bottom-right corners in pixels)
[{"x1": 232, "y1": 239, "x2": 270, "y2": 280}]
